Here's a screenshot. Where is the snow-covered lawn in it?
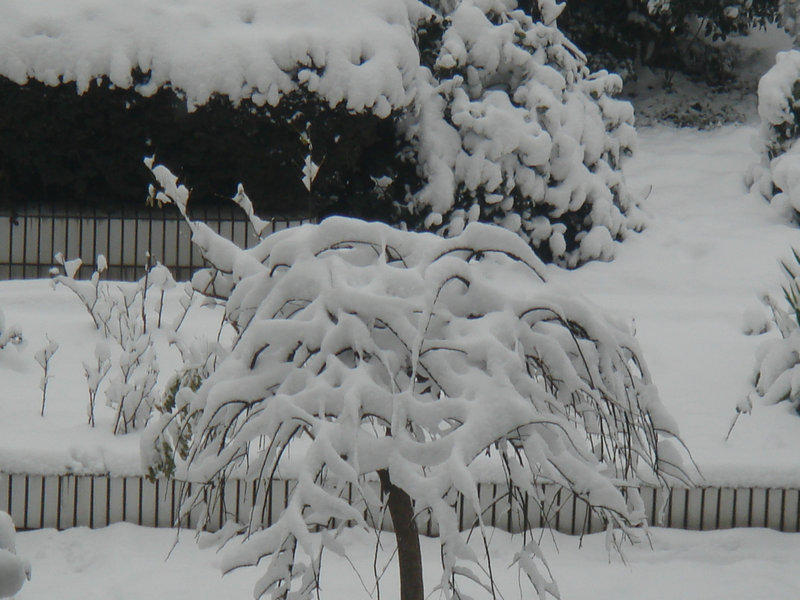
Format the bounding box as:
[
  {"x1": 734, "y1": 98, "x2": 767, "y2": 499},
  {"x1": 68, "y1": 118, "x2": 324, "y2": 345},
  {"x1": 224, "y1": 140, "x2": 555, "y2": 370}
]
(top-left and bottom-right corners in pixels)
[
  {"x1": 15, "y1": 524, "x2": 800, "y2": 599},
  {"x1": 4, "y1": 123, "x2": 800, "y2": 596},
  {"x1": 552, "y1": 125, "x2": 800, "y2": 487}
]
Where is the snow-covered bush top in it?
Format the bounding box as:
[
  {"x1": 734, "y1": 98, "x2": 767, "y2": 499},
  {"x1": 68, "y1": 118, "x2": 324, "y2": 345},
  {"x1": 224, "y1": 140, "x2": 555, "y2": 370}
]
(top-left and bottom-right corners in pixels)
[
  {"x1": 748, "y1": 50, "x2": 800, "y2": 217},
  {"x1": 144, "y1": 201, "x2": 688, "y2": 597},
  {"x1": 0, "y1": 0, "x2": 426, "y2": 114}
]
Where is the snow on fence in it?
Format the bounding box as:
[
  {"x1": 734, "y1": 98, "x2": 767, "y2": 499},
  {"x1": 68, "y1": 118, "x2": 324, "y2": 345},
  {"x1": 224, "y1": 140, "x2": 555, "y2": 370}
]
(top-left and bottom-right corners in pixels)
[
  {"x1": 2, "y1": 472, "x2": 799, "y2": 535},
  {"x1": 0, "y1": 205, "x2": 306, "y2": 281}
]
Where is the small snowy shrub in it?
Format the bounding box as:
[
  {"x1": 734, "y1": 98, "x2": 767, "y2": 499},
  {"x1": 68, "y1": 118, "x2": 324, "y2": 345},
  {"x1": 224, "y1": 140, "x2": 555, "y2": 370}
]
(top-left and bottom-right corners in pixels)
[
  {"x1": 34, "y1": 337, "x2": 59, "y2": 417},
  {"x1": 748, "y1": 50, "x2": 800, "y2": 218},
  {"x1": 142, "y1": 340, "x2": 224, "y2": 481},
  {"x1": 54, "y1": 251, "x2": 200, "y2": 434},
  {"x1": 144, "y1": 166, "x2": 689, "y2": 600},
  {"x1": 406, "y1": 0, "x2": 643, "y2": 267},
  {"x1": 748, "y1": 249, "x2": 800, "y2": 415}
]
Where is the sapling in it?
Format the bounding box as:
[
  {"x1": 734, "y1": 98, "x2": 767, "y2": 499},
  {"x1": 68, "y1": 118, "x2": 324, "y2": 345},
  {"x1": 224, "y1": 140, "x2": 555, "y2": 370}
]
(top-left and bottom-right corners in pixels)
[
  {"x1": 84, "y1": 341, "x2": 112, "y2": 428},
  {"x1": 52, "y1": 253, "x2": 109, "y2": 332},
  {"x1": 34, "y1": 336, "x2": 59, "y2": 417},
  {"x1": 147, "y1": 262, "x2": 177, "y2": 329}
]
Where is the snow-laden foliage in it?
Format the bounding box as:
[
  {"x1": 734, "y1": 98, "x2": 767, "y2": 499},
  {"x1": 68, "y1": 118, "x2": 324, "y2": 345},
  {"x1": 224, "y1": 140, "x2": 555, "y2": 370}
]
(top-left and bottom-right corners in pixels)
[
  {"x1": 0, "y1": 0, "x2": 640, "y2": 267},
  {"x1": 747, "y1": 249, "x2": 800, "y2": 416},
  {"x1": 143, "y1": 165, "x2": 688, "y2": 600},
  {"x1": 408, "y1": 0, "x2": 643, "y2": 267},
  {"x1": 559, "y1": 0, "x2": 779, "y2": 82},
  {"x1": 748, "y1": 49, "x2": 800, "y2": 219},
  {"x1": 53, "y1": 252, "x2": 200, "y2": 434}
]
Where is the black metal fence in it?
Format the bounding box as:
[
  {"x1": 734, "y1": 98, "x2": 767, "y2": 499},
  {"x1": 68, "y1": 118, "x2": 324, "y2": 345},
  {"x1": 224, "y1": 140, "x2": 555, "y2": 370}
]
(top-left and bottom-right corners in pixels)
[
  {"x1": 2, "y1": 472, "x2": 799, "y2": 535},
  {"x1": 0, "y1": 205, "x2": 306, "y2": 281}
]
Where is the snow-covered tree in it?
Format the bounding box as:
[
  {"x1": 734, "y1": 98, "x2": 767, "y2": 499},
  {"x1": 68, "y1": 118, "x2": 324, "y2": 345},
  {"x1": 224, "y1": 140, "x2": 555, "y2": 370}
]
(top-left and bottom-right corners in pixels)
[
  {"x1": 142, "y1": 163, "x2": 689, "y2": 600},
  {"x1": 404, "y1": 0, "x2": 643, "y2": 267}
]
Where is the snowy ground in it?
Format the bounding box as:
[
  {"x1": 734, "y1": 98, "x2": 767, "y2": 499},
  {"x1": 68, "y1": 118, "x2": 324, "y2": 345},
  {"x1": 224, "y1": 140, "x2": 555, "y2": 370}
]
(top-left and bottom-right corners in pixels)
[{"x1": 14, "y1": 523, "x2": 800, "y2": 600}]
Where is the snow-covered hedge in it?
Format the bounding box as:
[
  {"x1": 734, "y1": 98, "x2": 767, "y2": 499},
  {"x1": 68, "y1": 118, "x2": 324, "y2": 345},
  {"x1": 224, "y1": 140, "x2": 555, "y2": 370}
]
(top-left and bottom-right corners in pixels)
[
  {"x1": 748, "y1": 49, "x2": 800, "y2": 217},
  {"x1": 0, "y1": 0, "x2": 642, "y2": 266}
]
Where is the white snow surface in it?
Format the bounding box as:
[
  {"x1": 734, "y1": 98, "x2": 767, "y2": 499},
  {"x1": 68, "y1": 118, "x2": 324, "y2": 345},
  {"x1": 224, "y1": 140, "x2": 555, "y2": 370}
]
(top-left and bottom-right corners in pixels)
[
  {"x1": 2, "y1": 124, "x2": 800, "y2": 486},
  {"x1": 550, "y1": 124, "x2": 800, "y2": 487},
  {"x1": 11, "y1": 524, "x2": 800, "y2": 599},
  {"x1": 0, "y1": 0, "x2": 425, "y2": 113}
]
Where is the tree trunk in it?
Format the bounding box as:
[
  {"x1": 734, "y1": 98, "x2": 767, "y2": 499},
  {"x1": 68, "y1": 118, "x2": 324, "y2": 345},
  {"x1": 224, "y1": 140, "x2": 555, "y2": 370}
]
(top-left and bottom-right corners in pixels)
[{"x1": 378, "y1": 469, "x2": 424, "y2": 600}]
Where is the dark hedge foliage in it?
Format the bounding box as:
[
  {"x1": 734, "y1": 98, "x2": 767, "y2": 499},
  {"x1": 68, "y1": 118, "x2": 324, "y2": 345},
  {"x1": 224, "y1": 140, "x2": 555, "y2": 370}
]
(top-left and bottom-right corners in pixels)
[
  {"x1": 0, "y1": 76, "x2": 417, "y2": 220},
  {"x1": 522, "y1": 0, "x2": 781, "y2": 81}
]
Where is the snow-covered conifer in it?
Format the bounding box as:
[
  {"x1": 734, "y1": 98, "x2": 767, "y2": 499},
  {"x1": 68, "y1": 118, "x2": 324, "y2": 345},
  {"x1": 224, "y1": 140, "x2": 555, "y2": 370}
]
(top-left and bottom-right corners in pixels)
[{"x1": 404, "y1": 0, "x2": 643, "y2": 266}]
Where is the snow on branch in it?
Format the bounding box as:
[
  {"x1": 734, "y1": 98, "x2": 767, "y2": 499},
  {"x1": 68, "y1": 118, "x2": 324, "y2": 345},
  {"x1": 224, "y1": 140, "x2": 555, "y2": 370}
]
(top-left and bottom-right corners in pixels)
[{"x1": 146, "y1": 214, "x2": 691, "y2": 600}]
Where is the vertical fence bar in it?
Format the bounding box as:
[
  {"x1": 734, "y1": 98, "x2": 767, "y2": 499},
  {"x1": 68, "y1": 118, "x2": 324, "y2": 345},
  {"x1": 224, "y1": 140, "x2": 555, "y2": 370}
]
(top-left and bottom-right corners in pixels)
[
  {"x1": 0, "y1": 218, "x2": 10, "y2": 279},
  {"x1": 10, "y1": 217, "x2": 25, "y2": 279},
  {"x1": 685, "y1": 487, "x2": 703, "y2": 530},
  {"x1": 23, "y1": 475, "x2": 43, "y2": 529},
  {"x1": 750, "y1": 488, "x2": 768, "y2": 528},
  {"x1": 0, "y1": 474, "x2": 9, "y2": 519},
  {"x1": 766, "y1": 488, "x2": 783, "y2": 530},
  {"x1": 8, "y1": 474, "x2": 27, "y2": 529},
  {"x1": 39, "y1": 476, "x2": 58, "y2": 529}
]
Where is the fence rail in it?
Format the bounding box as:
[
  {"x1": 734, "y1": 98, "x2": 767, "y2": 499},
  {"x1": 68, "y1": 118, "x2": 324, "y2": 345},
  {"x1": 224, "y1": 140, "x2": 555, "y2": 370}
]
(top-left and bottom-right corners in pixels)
[
  {"x1": 0, "y1": 205, "x2": 306, "y2": 281},
  {"x1": 2, "y1": 472, "x2": 799, "y2": 535}
]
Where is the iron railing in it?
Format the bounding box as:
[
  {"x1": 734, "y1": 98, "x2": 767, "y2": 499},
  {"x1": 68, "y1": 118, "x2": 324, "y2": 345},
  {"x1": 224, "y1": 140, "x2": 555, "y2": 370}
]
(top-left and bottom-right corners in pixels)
[{"x1": 0, "y1": 205, "x2": 306, "y2": 281}]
